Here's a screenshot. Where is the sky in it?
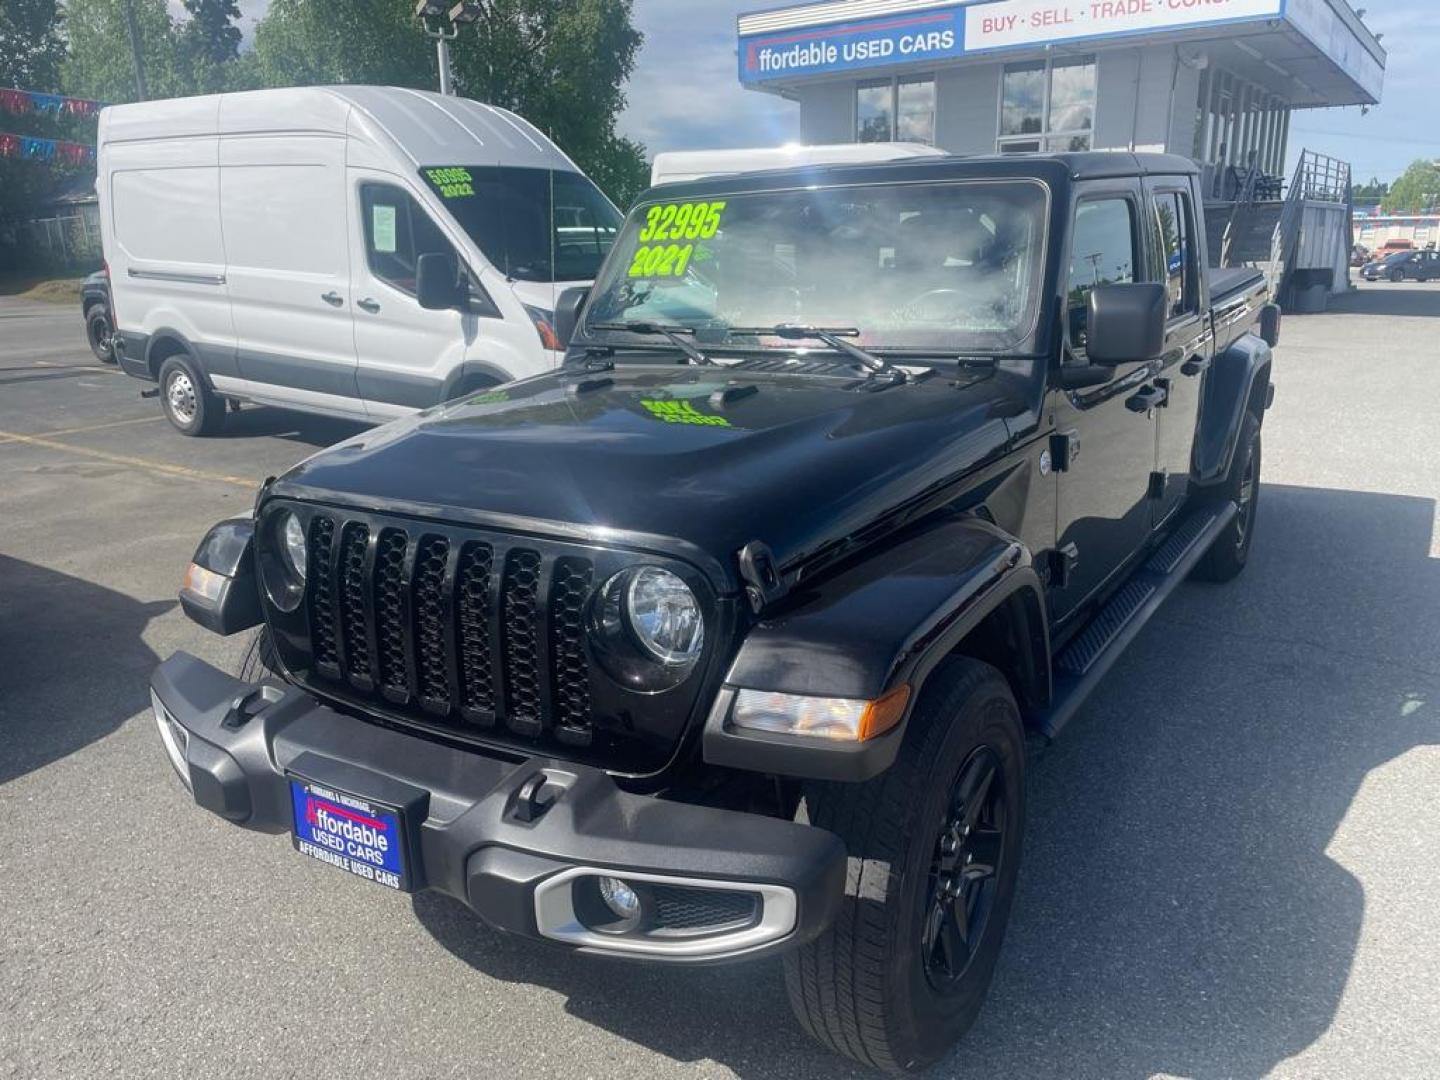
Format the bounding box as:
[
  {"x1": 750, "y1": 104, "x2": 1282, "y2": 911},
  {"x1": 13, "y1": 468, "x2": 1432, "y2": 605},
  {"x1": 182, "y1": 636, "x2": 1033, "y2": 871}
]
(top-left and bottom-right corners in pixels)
[{"x1": 201, "y1": 0, "x2": 1434, "y2": 184}]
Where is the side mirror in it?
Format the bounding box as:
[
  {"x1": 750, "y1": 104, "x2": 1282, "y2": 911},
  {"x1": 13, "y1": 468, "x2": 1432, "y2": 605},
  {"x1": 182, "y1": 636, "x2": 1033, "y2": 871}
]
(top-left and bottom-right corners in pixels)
[
  {"x1": 1085, "y1": 283, "x2": 1167, "y2": 366},
  {"x1": 554, "y1": 285, "x2": 590, "y2": 349},
  {"x1": 416, "y1": 252, "x2": 464, "y2": 311}
]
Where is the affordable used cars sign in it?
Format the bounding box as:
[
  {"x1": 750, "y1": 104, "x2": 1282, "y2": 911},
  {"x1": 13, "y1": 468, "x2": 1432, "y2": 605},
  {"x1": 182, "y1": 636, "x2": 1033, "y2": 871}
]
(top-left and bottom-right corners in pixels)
[
  {"x1": 738, "y1": 7, "x2": 966, "y2": 83},
  {"x1": 739, "y1": 0, "x2": 1285, "y2": 82},
  {"x1": 964, "y1": 0, "x2": 1283, "y2": 52}
]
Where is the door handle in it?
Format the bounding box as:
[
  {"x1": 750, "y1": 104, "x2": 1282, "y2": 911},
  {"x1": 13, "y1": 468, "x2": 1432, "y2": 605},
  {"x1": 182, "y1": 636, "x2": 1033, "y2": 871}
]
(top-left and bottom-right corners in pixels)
[
  {"x1": 1125, "y1": 384, "x2": 1167, "y2": 413},
  {"x1": 357, "y1": 297, "x2": 380, "y2": 313},
  {"x1": 1181, "y1": 356, "x2": 1212, "y2": 376},
  {"x1": 321, "y1": 291, "x2": 344, "y2": 306}
]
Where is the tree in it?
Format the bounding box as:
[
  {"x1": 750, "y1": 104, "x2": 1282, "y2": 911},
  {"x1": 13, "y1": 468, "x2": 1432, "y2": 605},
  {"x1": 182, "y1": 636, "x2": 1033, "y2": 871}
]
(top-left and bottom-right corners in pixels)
[
  {"x1": 181, "y1": 0, "x2": 243, "y2": 92},
  {"x1": 247, "y1": 0, "x2": 649, "y2": 206},
  {"x1": 61, "y1": 0, "x2": 191, "y2": 103},
  {"x1": 0, "y1": 0, "x2": 66, "y2": 91},
  {"x1": 250, "y1": 0, "x2": 435, "y2": 90},
  {"x1": 183, "y1": 0, "x2": 242, "y2": 65},
  {"x1": 1381, "y1": 160, "x2": 1440, "y2": 214},
  {"x1": 453, "y1": 0, "x2": 647, "y2": 203},
  {"x1": 1352, "y1": 176, "x2": 1388, "y2": 201}
]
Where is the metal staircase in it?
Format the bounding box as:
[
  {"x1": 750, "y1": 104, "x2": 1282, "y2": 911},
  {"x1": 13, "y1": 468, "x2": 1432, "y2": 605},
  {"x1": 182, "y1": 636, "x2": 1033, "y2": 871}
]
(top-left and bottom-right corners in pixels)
[{"x1": 1207, "y1": 150, "x2": 1352, "y2": 308}]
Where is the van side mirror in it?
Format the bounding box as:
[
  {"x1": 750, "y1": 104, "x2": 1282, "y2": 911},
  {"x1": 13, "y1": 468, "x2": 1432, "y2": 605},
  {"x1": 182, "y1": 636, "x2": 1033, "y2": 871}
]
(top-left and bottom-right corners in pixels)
[
  {"x1": 1084, "y1": 283, "x2": 1166, "y2": 365},
  {"x1": 555, "y1": 286, "x2": 590, "y2": 349},
  {"x1": 416, "y1": 252, "x2": 463, "y2": 310}
]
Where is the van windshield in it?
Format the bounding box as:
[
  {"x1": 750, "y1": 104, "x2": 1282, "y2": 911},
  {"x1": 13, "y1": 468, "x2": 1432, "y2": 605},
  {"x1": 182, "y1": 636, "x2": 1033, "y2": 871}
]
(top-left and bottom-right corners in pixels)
[
  {"x1": 420, "y1": 165, "x2": 622, "y2": 283},
  {"x1": 583, "y1": 179, "x2": 1049, "y2": 354}
]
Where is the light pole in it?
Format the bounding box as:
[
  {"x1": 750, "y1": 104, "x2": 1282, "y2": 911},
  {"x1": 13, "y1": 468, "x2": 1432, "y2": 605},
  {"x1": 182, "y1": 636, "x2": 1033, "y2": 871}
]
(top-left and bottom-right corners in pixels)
[
  {"x1": 414, "y1": 1, "x2": 458, "y2": 95},
  {"x1": 415, "y1": 1, "x2": 489, "y2": 96}
]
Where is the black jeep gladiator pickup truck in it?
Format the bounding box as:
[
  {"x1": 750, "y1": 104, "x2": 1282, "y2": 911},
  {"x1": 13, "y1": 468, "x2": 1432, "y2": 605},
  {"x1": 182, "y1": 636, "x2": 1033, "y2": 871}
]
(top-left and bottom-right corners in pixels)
[{"x1": 149, "y1": 152, "x2": 1278, "y2": 1072}]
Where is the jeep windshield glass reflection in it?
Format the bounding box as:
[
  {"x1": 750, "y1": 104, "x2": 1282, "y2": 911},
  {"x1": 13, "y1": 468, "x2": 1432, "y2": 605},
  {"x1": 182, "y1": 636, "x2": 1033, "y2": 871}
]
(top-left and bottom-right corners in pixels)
[{"x1": 584, "y1": 180, "x2": 1048, "y2": 355}]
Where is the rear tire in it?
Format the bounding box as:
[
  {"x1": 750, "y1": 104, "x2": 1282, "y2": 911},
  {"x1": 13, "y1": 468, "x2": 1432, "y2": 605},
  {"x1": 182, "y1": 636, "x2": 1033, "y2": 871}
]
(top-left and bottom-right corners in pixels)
[
  {"x1": 158, "y1": 353, "x2": 223, "y2": 436},
  {"x1": 237, "y1": 626, "x2": 282, "y2": 683},
  {"x1": 85, "y1": 304, "x2": 114, "y2": 363},
  {"x1": 1193, "y1": 413, "x2": 1261, "y2": 583},
  {"x1": 783, "y1": 658, "x2": 1026, "y2": 1073}
]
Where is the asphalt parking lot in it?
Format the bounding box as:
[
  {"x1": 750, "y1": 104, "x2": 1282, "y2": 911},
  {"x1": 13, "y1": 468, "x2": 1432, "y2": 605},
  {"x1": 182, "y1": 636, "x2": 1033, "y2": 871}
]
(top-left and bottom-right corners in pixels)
[{"x1": 2, "y1": 282, "x2": 1438, "y2": 1079}]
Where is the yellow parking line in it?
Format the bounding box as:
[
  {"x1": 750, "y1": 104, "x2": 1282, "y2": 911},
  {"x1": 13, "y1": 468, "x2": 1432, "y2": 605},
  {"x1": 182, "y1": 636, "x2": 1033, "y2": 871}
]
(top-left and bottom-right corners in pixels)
[
  {"x1": 42, "y1": 414, "x2": 168, "y2": 437},
  {"x1": 0, "y1": 428, "x2": 256, "y2": 488}
]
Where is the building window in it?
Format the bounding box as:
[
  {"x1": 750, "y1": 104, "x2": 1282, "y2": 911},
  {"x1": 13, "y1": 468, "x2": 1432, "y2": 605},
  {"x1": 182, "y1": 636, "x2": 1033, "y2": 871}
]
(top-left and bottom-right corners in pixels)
[
  {"x1": 998, "y1": 55, "x2": 1094, "y2": 154},
  {"x1": 856, "y1": 76, "x2": 935, "y2": 145}
]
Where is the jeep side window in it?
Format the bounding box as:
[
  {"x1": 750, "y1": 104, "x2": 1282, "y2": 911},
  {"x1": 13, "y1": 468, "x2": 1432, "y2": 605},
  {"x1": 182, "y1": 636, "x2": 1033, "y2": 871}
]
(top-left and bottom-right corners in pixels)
[
  {"x1": 1066, "y1": 197, "x2": 1137, "y2": 350},
  {"x1": 1153, "y1": 190, "x2": 1197, "y2": 318},
  {"x1": 360, "y1": 183, "x2": 457, "y2": 297}
]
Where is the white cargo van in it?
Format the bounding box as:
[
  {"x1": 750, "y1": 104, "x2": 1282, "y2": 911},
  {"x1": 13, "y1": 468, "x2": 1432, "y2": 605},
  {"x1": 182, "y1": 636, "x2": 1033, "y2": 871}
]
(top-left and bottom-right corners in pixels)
[{"x1": 98, "y1": 86, "x2": 621, "y2": 435}]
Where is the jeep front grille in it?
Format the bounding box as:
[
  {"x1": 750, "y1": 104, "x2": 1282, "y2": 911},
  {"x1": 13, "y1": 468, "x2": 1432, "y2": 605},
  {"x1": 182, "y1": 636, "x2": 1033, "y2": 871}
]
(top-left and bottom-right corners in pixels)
[{"x1": 264, "y1": 504, "x2": 725, "y2": 770}]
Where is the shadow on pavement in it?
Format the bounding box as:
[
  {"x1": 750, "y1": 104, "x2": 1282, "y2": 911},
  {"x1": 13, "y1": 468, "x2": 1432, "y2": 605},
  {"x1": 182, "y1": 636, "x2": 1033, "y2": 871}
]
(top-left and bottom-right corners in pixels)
[
  {"x1": 218, "y1": 404, "x2": 370, "y2": 449},
  {"x1": 1327, "y1": 285, "x2": 1440, "y2": 318},
  {"x1": 413, "y1": 481, "x2": 1439, "y2": 1078},
  {"x1": 0, "y1": 554, "x2": 174, "y2": 786}
]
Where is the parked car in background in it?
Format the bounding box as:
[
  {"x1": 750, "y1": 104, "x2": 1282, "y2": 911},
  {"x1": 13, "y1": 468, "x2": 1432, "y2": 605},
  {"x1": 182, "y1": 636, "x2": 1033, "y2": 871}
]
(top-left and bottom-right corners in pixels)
[
  {"x1": 80, "y1": 267, "x2": 114, "y2": 363},
  {"x1": 1374, "y1": 238, "x2": 1415, "y2": 258},
  {"x1": 1361, "y1": 249, "x2": 1440, "y2": 282},
  {"x1": 98, "y1": 86, "x2": 621, "y2": 436}
]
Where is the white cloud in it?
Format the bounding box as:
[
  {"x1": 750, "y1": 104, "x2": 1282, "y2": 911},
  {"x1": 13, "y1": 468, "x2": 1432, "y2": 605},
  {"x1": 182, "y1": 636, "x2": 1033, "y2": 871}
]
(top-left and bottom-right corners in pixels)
[{"x1": 618, "y1": 0, "x2": 797, "y2": 154}]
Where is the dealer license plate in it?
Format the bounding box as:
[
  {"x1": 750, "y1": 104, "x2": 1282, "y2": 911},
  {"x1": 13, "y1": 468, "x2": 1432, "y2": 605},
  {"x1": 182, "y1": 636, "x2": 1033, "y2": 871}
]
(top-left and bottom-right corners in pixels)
[{"x1": 289, "y1": 778, "x2": 408, "y2": 891}]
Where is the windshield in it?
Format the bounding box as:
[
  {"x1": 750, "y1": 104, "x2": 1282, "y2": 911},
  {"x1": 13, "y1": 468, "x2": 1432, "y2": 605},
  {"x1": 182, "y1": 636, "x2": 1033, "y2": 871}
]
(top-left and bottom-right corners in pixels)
[
  {"x1": 420, "y1": 165, "x2": 622, "y2": 283},
  {"x1": 584, "y1": 180, "x2": 1048, "y2": 353}
]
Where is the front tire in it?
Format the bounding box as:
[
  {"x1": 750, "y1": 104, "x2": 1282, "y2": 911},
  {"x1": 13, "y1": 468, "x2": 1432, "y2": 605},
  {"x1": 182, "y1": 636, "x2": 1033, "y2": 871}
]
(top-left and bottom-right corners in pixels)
[
  {"x1": 159, "y1": 354, "x2": 223, "y2": 436},
  {"x1": 784, "y1": 658, "x2": 1026, "y2": 1073},
  {"x1": 1390, "y1": 268, "x2": 1404, "y2": 282},
  {"x1": 1193, "y1": 413, "x2": 1261, "y2": 582}
]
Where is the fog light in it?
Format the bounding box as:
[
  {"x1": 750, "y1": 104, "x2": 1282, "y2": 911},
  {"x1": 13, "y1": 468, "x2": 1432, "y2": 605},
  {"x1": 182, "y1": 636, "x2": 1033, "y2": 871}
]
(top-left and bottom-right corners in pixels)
[
  {"x1": 598, "y1": 876, "x2": 642, "y2": 921},
  {"x1": 150, "y1": 689, "x2": 192, "y2": 790}
]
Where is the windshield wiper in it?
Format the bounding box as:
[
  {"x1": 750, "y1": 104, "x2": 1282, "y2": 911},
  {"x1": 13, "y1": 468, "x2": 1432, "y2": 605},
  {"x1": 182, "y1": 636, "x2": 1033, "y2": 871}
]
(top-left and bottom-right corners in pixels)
[
  {"x1": 589, "y1": 321, "x2": 713, "y2": 366},
  {"x1": 727, "y1": 324, "x2": 903, "y2": 381}
]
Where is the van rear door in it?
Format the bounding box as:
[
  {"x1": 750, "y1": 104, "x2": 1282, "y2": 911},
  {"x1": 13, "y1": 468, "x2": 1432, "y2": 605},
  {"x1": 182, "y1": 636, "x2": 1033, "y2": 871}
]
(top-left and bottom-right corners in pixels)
[{"x1": 218, "y1": 134, "x2": 359, "y2": 405}]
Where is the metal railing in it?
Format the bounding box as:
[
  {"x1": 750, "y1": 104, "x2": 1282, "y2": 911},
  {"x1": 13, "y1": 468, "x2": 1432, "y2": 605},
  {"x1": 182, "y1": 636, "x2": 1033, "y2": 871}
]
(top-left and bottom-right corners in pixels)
[{"x1": 1267, "y1": 149, "x2": 1353, "y2": 299}]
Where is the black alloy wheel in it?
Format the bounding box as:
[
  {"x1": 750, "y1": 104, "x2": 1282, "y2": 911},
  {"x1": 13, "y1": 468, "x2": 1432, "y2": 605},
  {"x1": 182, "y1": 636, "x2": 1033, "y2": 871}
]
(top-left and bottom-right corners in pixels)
[
  {"x1": 86, "y1": 305, "x2": 114, "y2": 362},
  {"x1": 922, "y1": 746, "x2": 1008, "y2": 989}
]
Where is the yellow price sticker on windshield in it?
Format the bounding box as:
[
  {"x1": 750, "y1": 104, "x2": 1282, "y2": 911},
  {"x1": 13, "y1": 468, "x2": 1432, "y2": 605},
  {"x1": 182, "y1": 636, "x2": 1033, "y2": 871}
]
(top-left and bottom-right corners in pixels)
[
  {"x1": 628, "y1": 243, "x2": 696, "y2": 278},
  {"x1": 638, "y1": 200, "x2": 725, "y2": 243},
  {"x1": 426, "y1": 167, "x2": 475, "y2": 198}
]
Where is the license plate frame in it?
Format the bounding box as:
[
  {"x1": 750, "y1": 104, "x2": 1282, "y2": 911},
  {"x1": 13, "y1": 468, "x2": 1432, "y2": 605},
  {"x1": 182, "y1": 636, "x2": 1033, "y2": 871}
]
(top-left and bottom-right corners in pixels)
[{"x1": 289, "y1": 776, "x2": 411, "y2": 892}]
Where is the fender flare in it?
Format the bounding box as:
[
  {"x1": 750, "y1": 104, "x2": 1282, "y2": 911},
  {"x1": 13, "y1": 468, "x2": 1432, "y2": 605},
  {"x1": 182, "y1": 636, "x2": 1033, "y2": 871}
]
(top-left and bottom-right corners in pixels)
[
  {"x1": 144, "y1": 327, "x2": 210, "y2": 388},
  {"x1": 439, "y1": 361, "x2": 513, "y2": 402},
  {"x1": 1194, "y1": 333, "x2": 1272, "y2": 485},
  {"x1": 702, "y1": 515, "x2": 1050, "y2": 781}
]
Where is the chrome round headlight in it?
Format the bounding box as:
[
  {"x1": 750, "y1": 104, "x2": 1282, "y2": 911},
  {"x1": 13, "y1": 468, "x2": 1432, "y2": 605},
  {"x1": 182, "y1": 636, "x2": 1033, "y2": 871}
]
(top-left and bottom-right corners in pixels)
[
  {"x1": 281, "y1": 511, "x2": 307, "y2": 582},
  {"x1": 625, "y1": 566, "x2": 703, "y2": 664},
  {"x1": 589, "y1": 565, "x2": 706, "y2": 690},
  {"x1": 259, "y1": 508, "x2": 307, "y2": 612}
]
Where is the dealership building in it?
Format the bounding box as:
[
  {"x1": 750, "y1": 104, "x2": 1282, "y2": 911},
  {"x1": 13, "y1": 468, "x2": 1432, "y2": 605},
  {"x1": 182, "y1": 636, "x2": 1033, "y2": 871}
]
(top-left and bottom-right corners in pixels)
[{"x1": 736, "y1": 0, "x2": 1384, "y2": 188}]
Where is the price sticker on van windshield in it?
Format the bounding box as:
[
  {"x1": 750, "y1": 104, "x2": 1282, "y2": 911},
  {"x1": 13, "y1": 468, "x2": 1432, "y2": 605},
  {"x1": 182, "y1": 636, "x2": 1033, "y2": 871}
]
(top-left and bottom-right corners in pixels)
[
  {"x1": 425, "y1": 166, "x2": 475, "y2": 198},
  {"x1": 628, "y1": 200, "x2": 725, "y2": 278}
]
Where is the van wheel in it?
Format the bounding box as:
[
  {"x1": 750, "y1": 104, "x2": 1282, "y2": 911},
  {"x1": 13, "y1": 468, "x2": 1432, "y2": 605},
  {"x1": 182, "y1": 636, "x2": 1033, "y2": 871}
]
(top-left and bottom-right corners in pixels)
[
  {"x1": 159, "y1": 354, "x2": 223, "y2": 436},
  {"x1": 85, "y1": 305, "x2": 115, "y2": 362},
  {"x1": 1389, "y1": 268, "x2": 1404, "y2": 282},
  {"x1": 783, "y1": 658, "x2": 1025, "y2": 1072}
]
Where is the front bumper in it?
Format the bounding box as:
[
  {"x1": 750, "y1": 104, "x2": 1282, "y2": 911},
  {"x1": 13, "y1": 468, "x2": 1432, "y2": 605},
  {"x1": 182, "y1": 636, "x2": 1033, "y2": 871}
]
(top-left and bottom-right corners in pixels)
[{"x1": 149, "y1": 652, "x2": 846, "y2": 963}]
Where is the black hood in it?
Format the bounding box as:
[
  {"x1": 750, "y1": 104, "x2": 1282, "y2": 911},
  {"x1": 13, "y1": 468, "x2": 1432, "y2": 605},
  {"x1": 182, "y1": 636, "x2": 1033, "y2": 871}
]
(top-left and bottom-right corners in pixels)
[{"x1": 271, "y1": 363, "x2": 1027, "y2": 591}]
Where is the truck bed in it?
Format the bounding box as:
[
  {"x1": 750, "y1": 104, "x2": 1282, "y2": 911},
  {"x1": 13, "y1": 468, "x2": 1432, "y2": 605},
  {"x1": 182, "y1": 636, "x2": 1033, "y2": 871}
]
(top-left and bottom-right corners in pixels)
[{"x1": 1208, "y1": 265, "x2": 1269, "y2": 353}]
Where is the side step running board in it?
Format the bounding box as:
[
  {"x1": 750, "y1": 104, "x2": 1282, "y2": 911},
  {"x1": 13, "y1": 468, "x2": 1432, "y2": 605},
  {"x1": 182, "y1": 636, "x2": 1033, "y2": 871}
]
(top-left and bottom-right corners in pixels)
[{"x1": 1036, "y1": 502, "x2": 1237, "y2": 740}]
